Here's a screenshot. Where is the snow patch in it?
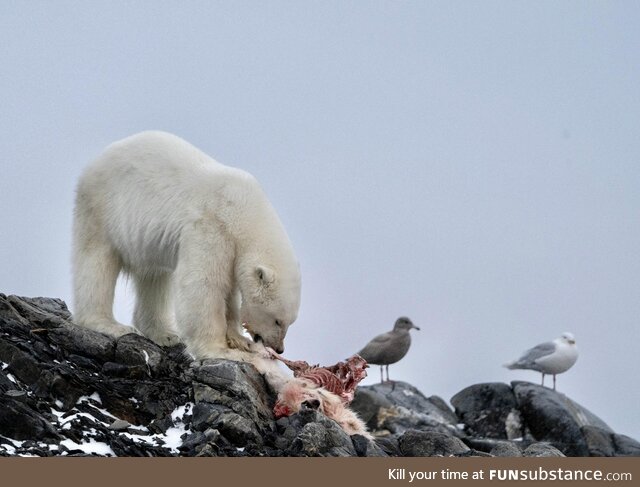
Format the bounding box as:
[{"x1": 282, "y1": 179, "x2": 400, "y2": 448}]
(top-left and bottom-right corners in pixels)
[
  {"x1": 162, "y1": 426, "x2": 188, "y2": 452},
  {"x1": 119, "y1": 403, "x2": 193, "y2": 454},
  {"x1": 60, "y1": 438, "x2": 115, "y2": 456},
  {"x1": 0, "y1": 438, "x2": 24, "y2": 456},
  {"x1": 171, "y1": 402, "x2": 193, "y2": 422},
  {"x1": 76, "y1": 394, "x2": 102, "y2": 405},
  {"x1": 3, "y1": 444, "x2": 17, "y2": 455},
  {"x1": 89, "y1": 392, "x2": 102, "y2": 404}
]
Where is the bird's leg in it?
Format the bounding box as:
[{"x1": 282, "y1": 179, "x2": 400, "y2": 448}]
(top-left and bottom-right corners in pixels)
[
  {"x1": 541, "y1": 373, "x2": 545, "y2": 387},
  {"x1": 553, "y1": 374, "x2": 556, "y2": 391},
  {"x1": 385, "y1": 364, "x2": 390, "y2": 382},
  {"x1": 379, "y1": 366, "x2": 383, "y2": 384}
]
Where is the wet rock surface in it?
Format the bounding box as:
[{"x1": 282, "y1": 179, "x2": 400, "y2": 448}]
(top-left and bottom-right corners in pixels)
[
  {"x1": 1, "y1": 294, "x2": 638, "y2": 457},
  {"x1": 451, "y1": 382, "x2": 520, "y2": 439},
  {"x1": 348, "y1": 378, "x2": 639, "y2": 457},
  {"x1": 351, "y1": 381, "x2": 460, "y2": 438}
]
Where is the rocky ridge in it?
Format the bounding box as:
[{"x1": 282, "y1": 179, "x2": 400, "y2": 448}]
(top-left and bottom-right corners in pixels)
[{"x1": 1, "y1": 294, "x2": 638, "y2": 457}]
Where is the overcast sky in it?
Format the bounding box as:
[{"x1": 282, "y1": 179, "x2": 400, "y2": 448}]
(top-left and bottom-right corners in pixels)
[{"x1": 1, "y1": 1, "x2": 639, "y2": 440}]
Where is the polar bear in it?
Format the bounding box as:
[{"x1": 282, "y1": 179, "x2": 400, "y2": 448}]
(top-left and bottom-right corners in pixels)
[{"x1": 72, "y1": 131, "x2": 301, "y2": 359}]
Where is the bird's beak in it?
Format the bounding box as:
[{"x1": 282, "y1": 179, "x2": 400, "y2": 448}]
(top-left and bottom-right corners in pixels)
[
  {"x1": 568, "y1": 339, "x2": 575, "y2": 344},
  {"x1": 413, "y1": 325, "x2": 421, "y2": 331}
]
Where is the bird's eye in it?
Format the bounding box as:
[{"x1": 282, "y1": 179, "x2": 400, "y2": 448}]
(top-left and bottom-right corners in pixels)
[{"x1": 275, "y1": 319, "x2": 282, "y2": 327}]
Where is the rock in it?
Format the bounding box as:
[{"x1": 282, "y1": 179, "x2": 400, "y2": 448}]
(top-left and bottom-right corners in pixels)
[
  {"x1": 108, "y1": 419, "x2": 131, "y2": 431},
  {"x1": 192, "y1": 360, "x2": 274, "y2": 428},
  {"x1": 398, "y1": 430, "x2": 469, "y2": 457},
  {"x1": 1, "y1": 294, "x2": 639, "y2": 457},
  {"x1": 490, "y1": 441, "x2": 523, "y2": 457},
  {"x1": 286, "y1": 409, "x2": 356, "y2": 457},
  {"x1": 48, "y1": 324, "x2": 116, "y2": 363},
  {"x1": 578, "y1": 426, "x2": 640, "y2": 457},
  {"x1": 451, "y1": 382, "x2": 521, "y2": 439},
  {"x1": 427, "y1": 395, "x2": 459, "y2": 424},
  {"x1": 612, "y1": 434, "x2": 640, "y2": 456},
  {"x1": 1, "y1": 343, "x2": 45, "y2": 385},
  {"x1": 353, "y1": 382, "x2": 460, "y2": 436},
  {"x1": 351, "y1": 434, "x2": 388, "y2": 457},
  {"x1": 0, "y1": 395, "x2": 62, "y2": 442},
  {"x1": 289, "y1": 422, "x2": 329, "y2": 456},
  {"x1": 513, "y1": 381, "x2": 600, "y2": 456},
  {"x1": 350, "y1": 387, "x2": 391, "y2": 429},
  {"x1": 523, "y1": 442, "x2": 565, "y2": 457},
  {"x1": 463, "y1": 437, "x2": 523, "y2": 456},
  {"x1": 375, "y1": 436, "x2": 402, "y2": 456},
  {"x1": 2, "y1": 295, "x2": 70, "y2": 328},
  {"x1": 213, "y1": 409, "x2": 262, "y2": 447},
  {"x1": 4, "y1": 390, "x2": 27, "y2": 400},
  {"x1": 448, "y1": 380, "x2": 634, "y2": 457},
  {"x1": 582, "y1": 425, "x2": 616, "y2": 457},
  {"x1": 115, "y1": 334, "x2": 165, "y2": 373},
  {"x1": 147, "y1": 415, "x2": 175, "y2": 434}
]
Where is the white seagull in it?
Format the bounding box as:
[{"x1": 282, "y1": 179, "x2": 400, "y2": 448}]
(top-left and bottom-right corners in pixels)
[{"x1": 504, "y1": 332, "x2": 579, "y2": 390}]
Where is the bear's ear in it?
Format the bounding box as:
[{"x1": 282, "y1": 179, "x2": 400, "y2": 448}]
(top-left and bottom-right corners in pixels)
[{"x1": 255, "y1": 265, "x2": 275, "y2": 285}]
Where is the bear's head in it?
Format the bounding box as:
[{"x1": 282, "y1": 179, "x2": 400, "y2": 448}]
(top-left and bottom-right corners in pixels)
[{"x1": 239, "y1": 263, "x2": 301, "y2": 354}]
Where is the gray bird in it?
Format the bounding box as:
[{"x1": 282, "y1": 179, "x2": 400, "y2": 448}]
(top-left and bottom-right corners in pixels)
[{"x1": 357, "y1": 317, "x2": 420, "y2": 383}]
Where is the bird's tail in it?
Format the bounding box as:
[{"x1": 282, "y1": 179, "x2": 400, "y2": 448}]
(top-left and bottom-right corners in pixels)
[{"x1": 503, "y1": 360, "x2": 520, "y2": 370}]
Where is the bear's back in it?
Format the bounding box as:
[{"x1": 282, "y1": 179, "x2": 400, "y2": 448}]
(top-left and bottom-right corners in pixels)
[
  {"x1": 97, "y1": 130, "x2": 226, "y2": 176},
  {"x1": 79, "y1": 131, "x2": 258, "y2": 200},
  {"x1": 76, "y1": 131, "x2": 265, "y2": 270}
]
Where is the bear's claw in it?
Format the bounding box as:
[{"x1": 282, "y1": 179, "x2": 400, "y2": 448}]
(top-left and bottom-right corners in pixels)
[{"x1": 226, "y1": 333, "x2": 254, "y2": 352}]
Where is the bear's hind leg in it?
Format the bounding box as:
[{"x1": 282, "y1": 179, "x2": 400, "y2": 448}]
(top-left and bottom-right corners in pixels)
[
  {"x1": 72, "y1": 237, "x2": 132, "y2": 338},
  {"x1": 133, "y1": 272, "x2": 181, "y2": 347}
]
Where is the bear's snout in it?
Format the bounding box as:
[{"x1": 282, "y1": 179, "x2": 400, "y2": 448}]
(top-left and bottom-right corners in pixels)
[{"x1": 255, "y1": 333, "x2": 283, "y2": 354}]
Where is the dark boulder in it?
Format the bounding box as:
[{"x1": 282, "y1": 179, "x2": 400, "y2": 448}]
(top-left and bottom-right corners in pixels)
[
  {"x1": 451, "y1": 382, "x2": 522, "y2": 439},
  {"x1": 0, "y1": 394, "x2": 61, "y2": 442},
  {"x1": 612, "y1": 434, "x2": 640, "y2": 457},
  {"x1": 523, "y1": 442, "x2": 565, "y2": 457},
  {"x1": 284, "y1": 409, "x2": 357, "y2": 457},
  {"x1": 352, "y1": 381, "x2": 459, "y2": 437},
  {"x1": 513, "y1": 381, "x2": 603, "y2": 456},
  {"x1": 398, "y1": 430, "x2": 469, "y2": 457},
  {"x1": 581, "y1": 426, "x2": 640, "y2": 457}
]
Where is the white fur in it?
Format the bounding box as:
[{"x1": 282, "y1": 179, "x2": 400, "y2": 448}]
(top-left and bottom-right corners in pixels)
[
  {"x1": 72, "y1": 131, "x2": 301, "y2": 359},
  {"x1": 276, "y1": 378, "x2": 372, "y2": 438}
]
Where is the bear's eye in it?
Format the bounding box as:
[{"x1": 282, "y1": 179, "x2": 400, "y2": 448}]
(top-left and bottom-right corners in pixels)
[{"x1": 275, "y1": 319, "x2": 282, "y2": 328}]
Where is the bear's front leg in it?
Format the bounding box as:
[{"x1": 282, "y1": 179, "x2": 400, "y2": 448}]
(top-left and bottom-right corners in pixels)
[
  {"x1": 225, "y1": 288, "x2": 254, "y2": 352},
  {"x1": 175, "y1": 293, "x2": 229, "y2": 359},
  {"x1": 226, "y1": 326, "x2": 254, "y2": 352},
  {"x1": 174, "y1": 226, "x2": 234, "y2": 359}
]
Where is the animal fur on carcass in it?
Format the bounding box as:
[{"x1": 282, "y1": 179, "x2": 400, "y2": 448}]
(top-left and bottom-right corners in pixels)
[{"x1": 266, "y1": 349, "x2": 371, "y2": 438}]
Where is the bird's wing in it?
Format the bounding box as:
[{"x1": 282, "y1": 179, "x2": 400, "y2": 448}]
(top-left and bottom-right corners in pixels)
[
  {"x1": 513, "y1": 341, "x2": 557, "y2": 367},
  {"x1": 366, "y1": 332, "x2": 395, "y2": 347},
  {"x1": 358, "y1": 331, "x2": 395, "y2": 361}
]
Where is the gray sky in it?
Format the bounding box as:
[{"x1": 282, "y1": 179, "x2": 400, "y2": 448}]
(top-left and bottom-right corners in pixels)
[{"x1": 1, "y1": 1, "x2": 639, "y2": 440}]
